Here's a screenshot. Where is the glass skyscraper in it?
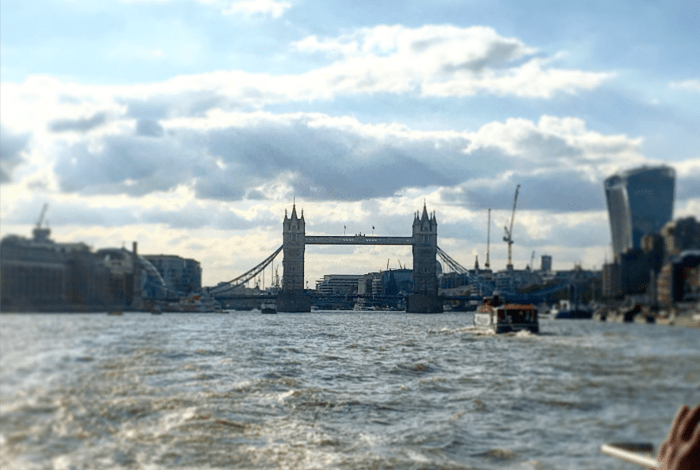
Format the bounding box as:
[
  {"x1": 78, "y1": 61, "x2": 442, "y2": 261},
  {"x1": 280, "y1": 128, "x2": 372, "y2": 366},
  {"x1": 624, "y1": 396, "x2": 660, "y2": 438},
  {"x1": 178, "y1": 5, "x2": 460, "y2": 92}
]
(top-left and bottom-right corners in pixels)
[{"x1": 604, "y1": 165, "x2": 675, "y2": 259}]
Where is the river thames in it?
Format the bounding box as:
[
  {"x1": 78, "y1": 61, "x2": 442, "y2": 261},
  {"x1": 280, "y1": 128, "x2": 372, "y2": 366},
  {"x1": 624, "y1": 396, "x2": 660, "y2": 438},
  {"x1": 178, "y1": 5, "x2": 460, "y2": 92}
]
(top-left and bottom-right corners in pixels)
[{"x1": 1, "y1": 311, "x2": 698, "y2": 469}]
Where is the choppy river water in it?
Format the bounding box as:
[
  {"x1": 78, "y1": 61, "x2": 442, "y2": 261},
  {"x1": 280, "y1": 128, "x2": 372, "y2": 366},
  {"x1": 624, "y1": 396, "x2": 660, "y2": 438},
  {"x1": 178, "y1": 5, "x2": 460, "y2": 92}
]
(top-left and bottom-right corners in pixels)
[{"x1": 1, "y1": 312, "x2": 698, "y2": 469}]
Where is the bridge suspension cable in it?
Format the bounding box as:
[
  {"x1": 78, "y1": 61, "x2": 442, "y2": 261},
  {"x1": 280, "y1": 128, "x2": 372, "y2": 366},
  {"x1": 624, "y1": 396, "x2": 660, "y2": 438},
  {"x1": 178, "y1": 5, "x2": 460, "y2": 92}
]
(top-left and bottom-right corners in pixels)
[
  {"x1": 436, "y1": 246, "x2": 469, "y2": 274},
  {"x1": 437, "y1": 246, "x2": 495, "y2": 294},
  {"x1": 210, "y1": 245, "x2": 283, "y2": 295}
]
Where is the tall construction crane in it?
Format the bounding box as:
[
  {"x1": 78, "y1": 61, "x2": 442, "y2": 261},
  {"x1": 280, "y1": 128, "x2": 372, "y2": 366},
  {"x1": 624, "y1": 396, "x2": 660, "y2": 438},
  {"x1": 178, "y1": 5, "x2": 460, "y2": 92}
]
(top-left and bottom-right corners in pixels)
[
  {"x1": 503, "y1": 184, "x2": 520, "y2": 270},
  {"x1": 36, "y1": 203, "x2": 48, "y2": 229},
  {"x1": 33, "y1": 203, "x2": 51, "y2": 242},
  {"x1": 485, "y1": 208, "x2": 491, "y2": 269}
]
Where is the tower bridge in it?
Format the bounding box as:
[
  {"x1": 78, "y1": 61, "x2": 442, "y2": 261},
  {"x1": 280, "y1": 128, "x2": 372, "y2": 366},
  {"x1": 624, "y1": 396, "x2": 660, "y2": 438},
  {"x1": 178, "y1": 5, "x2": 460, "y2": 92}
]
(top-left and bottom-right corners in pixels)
[{"x1": 280, "y1": 203, "x2": 441, "y2": 313}]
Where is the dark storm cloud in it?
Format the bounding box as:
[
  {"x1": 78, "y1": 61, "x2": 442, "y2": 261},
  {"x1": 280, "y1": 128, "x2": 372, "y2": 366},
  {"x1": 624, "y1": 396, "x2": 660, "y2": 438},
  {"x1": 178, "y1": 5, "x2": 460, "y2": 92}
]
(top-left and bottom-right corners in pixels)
[
  {"x1": 515, "y1": 132, "x2": 582, "y2": 162},
  {"x1": 193, "y1": 178, "x2": 247, "y2": 201},
  {"x1": 54, "y1": 133, "x2": 194, "y2": 195},
  {"x1": 49, "y1": 111, "x2": 646, "y2": 212},
  {"x1": 246, "y1": 189, "x2": 266, "y2": 200},
  {"x1": 122, "y1": 98, "x2": 170, "y2": 120},
  {"x1": 120, "y1": 91, "x2": 231, "y2": 120},
  {"x1": 0, "y1": 127, "x2": 30, "y2": 183},
  {"x1": 51, "y1": 112, "x2": 467, "y2": 201},
  {"x1": 135, "y1": 119, "x2": 164, "y2": 137},
  {"x1": 441, "y1": 41, "x2": 525, "y2": 74},
  {"x1": 440, "y1": 169, "x2": 606, "y2": 212},
  {"x1": 50, "y1": 112, "x2": 107, "y2": 133},
  {"x1": 193, "y1": 120, "x2": 467, "y2": 202}
]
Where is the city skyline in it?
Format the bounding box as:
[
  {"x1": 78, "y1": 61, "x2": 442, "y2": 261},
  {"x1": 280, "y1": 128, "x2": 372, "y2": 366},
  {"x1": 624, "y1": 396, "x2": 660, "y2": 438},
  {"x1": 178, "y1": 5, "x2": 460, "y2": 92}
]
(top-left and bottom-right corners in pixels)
[{"x1": 2, "y1": 0, "x2": 699, "y2": 286}]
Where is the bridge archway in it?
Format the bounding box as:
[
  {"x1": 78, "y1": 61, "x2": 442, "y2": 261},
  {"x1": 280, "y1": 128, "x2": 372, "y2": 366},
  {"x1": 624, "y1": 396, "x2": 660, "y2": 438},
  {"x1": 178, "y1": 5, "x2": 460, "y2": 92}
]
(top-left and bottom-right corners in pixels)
[{"x1": 278, "y1": 203, "x2": 442, "y2": 313}]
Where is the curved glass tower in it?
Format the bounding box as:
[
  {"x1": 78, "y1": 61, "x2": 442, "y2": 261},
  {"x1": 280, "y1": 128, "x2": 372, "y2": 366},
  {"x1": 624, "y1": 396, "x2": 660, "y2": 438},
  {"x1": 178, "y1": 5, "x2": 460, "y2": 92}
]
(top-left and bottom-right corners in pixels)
[{"x1": 604, "y1": 166, "x2": 675, "y2": 259}]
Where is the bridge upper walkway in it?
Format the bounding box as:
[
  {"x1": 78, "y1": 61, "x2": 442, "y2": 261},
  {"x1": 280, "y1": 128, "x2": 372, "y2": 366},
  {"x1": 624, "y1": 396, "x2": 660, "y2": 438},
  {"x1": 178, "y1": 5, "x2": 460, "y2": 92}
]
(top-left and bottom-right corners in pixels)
[{"x1": 305, "y1": 236, "x2": 413, "y2": 245}]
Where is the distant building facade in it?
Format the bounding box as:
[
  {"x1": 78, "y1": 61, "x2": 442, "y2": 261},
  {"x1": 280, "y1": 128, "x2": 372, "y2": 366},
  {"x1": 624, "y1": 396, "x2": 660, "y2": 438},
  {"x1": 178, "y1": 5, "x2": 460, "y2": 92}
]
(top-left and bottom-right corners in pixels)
[
  {"x1": 657, "y1": 217, "x2": 700, "y2": 304},
  {"x1": 604, "y1": 166, "x2": 675, "y2": 260},
  {"x1": 540, "y1": 255, "x2": 552, "y2": 272},
  {"x1": 143, "y1": 255, "x2": 201, "y2": 296},
  {"x1": 1, "y1": 228, "x2": 112, "y2": 311},
  {"x1": 602, "y1": 262, "x2": 621, "y2": 298},
  {"x1": 602, "y1": 216, "x2": 700, "y2": 305},
  {"x1": 315, "y1": 274, "x2": 361, "y2": 296}
]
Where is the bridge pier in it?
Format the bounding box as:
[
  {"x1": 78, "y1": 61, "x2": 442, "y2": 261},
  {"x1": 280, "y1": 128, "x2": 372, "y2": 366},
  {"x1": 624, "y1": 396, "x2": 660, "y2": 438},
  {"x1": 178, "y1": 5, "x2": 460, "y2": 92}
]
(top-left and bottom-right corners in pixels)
[
  {"x1": 276, "y1": 290, "x2": 311, "y2": 313},
  {"x1": 406, "y1": 293, "x2": 443, "y2": 314}
]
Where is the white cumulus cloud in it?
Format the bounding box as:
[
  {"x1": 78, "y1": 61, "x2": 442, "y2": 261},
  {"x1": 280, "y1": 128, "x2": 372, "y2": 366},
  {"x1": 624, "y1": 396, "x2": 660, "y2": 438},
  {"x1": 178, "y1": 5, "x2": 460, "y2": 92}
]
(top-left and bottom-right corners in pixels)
[
  {"x1": 293, "y1": 25, "x2": 613, "y2": 99},
  {"x1": 223, "y1": 0, "x2": 292, "y2": 18},
  {"x1": 670, "y1": 79, "x2": 700, "y2": 92}
]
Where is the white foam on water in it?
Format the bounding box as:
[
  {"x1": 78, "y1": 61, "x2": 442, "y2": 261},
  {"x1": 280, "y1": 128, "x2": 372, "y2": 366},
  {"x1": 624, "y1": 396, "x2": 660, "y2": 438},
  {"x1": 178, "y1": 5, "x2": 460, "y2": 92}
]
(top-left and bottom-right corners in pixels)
[
  {"x1": 277, "y1": 389, "x2": 298, "y2": 401},
  {"x1": 405, "y1": 448, "x2": 431, "y2": 463},
  {"x1": 51, "y1": 454, "x2": 75, "y2": 470}
]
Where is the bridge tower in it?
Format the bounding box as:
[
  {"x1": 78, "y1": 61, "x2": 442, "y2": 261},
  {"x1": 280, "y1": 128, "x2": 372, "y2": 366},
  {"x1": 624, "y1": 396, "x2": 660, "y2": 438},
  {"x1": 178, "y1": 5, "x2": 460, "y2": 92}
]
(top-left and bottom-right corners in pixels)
[
  {"x1": 407, "y1": 203, "x2": 443, "y2": 313},
  {"x1": 278, "y1": 203, "x2": 311, "y2": 312}
]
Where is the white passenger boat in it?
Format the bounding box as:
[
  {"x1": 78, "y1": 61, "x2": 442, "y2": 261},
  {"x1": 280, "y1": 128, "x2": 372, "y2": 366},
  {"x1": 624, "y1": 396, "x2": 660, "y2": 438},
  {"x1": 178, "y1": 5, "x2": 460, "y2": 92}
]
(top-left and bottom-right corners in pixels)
[{"x1": 473, "y1": 295, "x2": 539, "y2": 334}]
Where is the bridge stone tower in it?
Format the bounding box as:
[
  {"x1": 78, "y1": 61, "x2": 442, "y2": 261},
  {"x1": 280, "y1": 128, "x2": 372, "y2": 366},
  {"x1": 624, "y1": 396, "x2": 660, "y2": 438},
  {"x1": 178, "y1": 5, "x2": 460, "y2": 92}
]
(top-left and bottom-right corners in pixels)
[
  {"x1": 406, "y1": 204, "x2": 443, "y2": 313},
  {"x1": 278, "y1": 203, "x2": 311, "y2": 312}
]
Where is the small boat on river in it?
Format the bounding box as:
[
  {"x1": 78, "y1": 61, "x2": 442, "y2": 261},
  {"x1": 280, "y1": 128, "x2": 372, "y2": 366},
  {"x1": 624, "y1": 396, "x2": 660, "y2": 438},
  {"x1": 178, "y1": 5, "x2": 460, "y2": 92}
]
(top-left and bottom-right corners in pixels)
[
  {"x1": 261, "y1": 300, "x2": 277, "y2": 314},
  {"x1": 473, "y1": 295, "x2": 539, "y2": 334}
]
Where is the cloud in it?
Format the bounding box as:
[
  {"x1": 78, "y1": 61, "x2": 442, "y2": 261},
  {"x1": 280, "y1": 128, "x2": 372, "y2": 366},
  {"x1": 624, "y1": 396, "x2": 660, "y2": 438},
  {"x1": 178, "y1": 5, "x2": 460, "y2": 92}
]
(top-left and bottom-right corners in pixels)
[
  {"x1": 437, "y1": 115, "x2": 648, "y2": 211},
  {"x1": 135, "y1": 119, "x2": 164, "y2": 137},
  {"x1": 293, "y1": 25, "x2": 613, "y2": 99},
  {"x1": 674, "y1": 159, "x2": 700, "y2": 202},
  {"x1": 1, "y1": 198, "x2": 129, "y2": 227},
  {"x1": 670, "y1": 79, "x2": 700, "y2": 92},
  {"x1": 0, "y1": 192, "x2": 274, "y2": 232},
  {"x1": 463, "y1": 115, "x2": 644, "y2": 169},
  {"x1": 49, "y1": 112, "x2": 107, "y2": 133},
  {"x1": 49, "y1": 111, "x2": 468, "y2": 201},
  {"x1": 4, "y1": 26, "x2": 612, "y2": 132},
  {"x1": 222, "y1": 0, "x2": 292, "y2": 18},
  {"x1": 0, "y1": 127, "x2": 30, "y2": 183},
  {"x1": 53, "y1": 131, "x2": 197, "y2": 196},
  {"x1": 40, "y1": 107, "x2": 665, "y2": 220},
  {"x1": 438, "y1": 170, "x2": 607, "y2": 213}
]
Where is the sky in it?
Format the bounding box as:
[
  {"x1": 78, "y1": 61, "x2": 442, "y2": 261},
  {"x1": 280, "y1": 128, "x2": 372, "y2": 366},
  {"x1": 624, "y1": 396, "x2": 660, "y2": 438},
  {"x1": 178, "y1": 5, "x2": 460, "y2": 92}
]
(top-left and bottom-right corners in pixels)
[{"x1": 1, "y1": 0, "x2": 699, "y2": 288}]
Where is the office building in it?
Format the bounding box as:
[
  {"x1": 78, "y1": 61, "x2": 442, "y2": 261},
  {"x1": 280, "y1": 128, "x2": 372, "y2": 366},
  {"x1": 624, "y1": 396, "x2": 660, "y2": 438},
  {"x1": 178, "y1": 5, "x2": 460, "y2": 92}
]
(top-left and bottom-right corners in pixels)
[
  {"x1": 540, "y1": 255, "x2": 552, "y2": 272},
  {"x1": 604, "y1": 166, "x2": 675, "y2": 260}
]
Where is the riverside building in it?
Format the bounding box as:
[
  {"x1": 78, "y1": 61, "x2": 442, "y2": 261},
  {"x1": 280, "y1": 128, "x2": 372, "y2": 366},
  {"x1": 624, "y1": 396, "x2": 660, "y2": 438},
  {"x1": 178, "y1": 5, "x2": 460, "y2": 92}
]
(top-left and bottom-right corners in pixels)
[{"x1": 604, "y1": 165, "x2": 675, "y2": 260}]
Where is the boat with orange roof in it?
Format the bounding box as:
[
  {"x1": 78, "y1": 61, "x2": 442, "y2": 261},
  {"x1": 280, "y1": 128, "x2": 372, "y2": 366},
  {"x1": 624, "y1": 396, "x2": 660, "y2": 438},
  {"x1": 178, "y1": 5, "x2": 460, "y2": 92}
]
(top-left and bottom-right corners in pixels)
[{"x1": 473, "y1": 295, "x2": 539, "y2": 334}]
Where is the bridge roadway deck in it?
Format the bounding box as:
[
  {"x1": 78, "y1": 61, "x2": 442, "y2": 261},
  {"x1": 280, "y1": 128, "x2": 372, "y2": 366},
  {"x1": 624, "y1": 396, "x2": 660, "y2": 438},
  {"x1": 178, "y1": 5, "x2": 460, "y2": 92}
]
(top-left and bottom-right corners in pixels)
[{"x1": 304, "y1": 235, "x2": 413, "y2": 245}]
